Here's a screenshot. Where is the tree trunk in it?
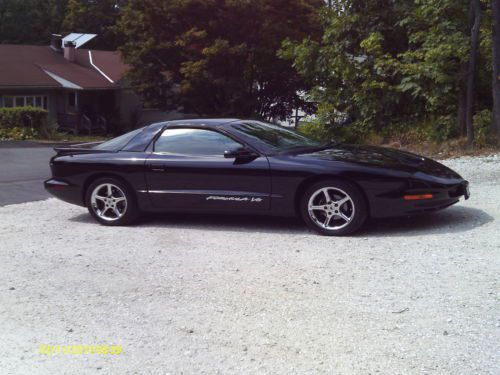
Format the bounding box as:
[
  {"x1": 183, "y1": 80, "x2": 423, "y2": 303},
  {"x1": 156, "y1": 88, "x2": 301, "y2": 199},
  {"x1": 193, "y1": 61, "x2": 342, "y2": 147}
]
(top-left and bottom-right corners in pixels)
[
  {"x1": 492, "y1": 0, "x2": 500, "y2": 143},
  {"x1": 457, "y1": 63, "x2": 468, "y2": 136},
  {"x1": 465, "y1": 0, "x2": 482, "y2": 149}
]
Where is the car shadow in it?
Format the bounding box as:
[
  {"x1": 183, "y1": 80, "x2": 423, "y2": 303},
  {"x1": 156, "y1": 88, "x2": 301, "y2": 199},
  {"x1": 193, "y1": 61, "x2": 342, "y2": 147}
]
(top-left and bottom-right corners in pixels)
[
  {"x1": 359, "y1": 206, "x2": 493, "y2": 237},
  {"x1": 69, "y1": 205, "x2": 492, "y2": 237},
  {"x1": 142, "y1": 213, "x2": 307, "y2": 234},
  {"x1": 68, "y1": 210, "x2": 306, "y2": 234}
]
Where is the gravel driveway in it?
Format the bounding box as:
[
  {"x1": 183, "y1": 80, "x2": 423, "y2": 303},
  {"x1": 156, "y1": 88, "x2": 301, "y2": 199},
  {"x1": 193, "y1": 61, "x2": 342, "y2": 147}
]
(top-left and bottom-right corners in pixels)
[{"x1": 0, "y1": 155, "x2": 498, "y2": 374}]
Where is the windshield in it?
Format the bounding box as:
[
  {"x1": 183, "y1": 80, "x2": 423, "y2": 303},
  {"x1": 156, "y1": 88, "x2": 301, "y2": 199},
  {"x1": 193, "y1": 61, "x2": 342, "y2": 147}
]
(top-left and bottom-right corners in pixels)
[
  {"x1": 231, "y1": 121, "x2": 323, "y2": 152},
  {"x1": 93, "y1": 127, "x2": 144, "y2": 151}
]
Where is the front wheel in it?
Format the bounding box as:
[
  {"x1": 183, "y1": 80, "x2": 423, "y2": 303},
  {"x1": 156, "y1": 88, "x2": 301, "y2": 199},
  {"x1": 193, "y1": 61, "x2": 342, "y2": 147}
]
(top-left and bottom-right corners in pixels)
[
  {"x1": 300, "y1": 180, "x2": 367, "y2": 236},
  {"x1": 85, "y1": 177, "x2": 139, "y2": 226}
]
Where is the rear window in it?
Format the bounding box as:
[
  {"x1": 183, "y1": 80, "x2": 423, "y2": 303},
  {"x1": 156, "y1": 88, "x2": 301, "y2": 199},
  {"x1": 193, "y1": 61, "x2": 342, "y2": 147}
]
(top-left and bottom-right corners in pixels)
[{"x1": 93, "y1": 128, "x2": 144, "y2": 151}]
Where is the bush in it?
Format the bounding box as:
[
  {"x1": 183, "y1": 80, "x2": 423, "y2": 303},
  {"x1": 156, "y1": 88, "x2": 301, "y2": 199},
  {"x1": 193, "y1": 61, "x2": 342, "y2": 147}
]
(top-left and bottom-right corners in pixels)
[
  {"x1": 297, "y1": 120, "x2": 331, "y2": 141},
  {"x1": 0, "y1": 126, "x2": 39, "y2": 140},
  {"x1": 473, "y1": 109, "x2": 492, "y2": 147},
  {"x1": 0, "y1": 107, "x2": 48, "y2": 139},
  {"x1": 298, "y1": 120, "x2": 369, "y2": 144}
]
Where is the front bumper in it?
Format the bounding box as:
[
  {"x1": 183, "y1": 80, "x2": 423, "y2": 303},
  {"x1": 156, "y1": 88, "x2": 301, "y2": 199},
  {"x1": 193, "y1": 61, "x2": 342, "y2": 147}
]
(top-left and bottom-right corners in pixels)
[
  {"x1": 401, "y1": 180, "x2": 469, "y2": 215},
  {"x1": 44, "y1": 179, "x2": 84, "y2": 206},
  {"x1": 370, "y1": 180, "x2": 470, "y2": 218}
]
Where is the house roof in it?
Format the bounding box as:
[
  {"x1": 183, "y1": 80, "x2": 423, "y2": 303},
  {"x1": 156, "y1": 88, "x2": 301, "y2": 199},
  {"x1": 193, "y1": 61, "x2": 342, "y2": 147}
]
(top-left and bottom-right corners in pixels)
[{"x1": 0, "y1": 44, "x2": 129, "y2": 90}]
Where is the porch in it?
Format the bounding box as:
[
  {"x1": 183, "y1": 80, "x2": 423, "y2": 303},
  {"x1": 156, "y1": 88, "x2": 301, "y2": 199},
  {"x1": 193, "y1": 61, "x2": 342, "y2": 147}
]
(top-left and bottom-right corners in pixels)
[{"x1": 55, "y1": 89, "x2": 117, "y2": 135}]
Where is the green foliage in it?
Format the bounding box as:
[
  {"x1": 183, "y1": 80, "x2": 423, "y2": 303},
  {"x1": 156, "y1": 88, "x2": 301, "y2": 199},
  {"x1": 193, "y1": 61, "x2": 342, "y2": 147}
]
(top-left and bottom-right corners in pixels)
[
  {"x1": 0, "y1": 107, "x2": 48, "y2": 137},
  {"x1": 0, "y1": 0, "x2": 121, "y2": 48},
  {"x1": 282, "y1": 0, "x2": 495, "y2": 144},
  {"x1": 116, "y1": 0, "x2": 322, "y2": 119},
  {"x1": 0, "y1": 0, "x2": 68, "y2": 44},
  {"x1": 393, "y1": 0, "x2": 470, "y2": 114},
  {"x1": 298, "y1": 120, "x2": 331, "y2": 141},
  {"x1": 62, "y1": 0, "x2": 124, "y2": 49},
  {"x1": 473, "y1": 109, "x2": 493, "y2": 147},
  {"x1": 0, "y1": 127, "x2": 38, "y2": 141},
  {"x1": 281, "y1": 0, "x2": 416, "y2": 137}
]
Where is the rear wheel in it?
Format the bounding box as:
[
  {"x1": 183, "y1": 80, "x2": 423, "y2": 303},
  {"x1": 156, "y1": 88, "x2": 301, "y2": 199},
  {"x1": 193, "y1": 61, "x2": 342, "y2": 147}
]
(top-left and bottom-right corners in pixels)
[
  {"x1": 85, "y1": 177, "x2": 139, "y2": 226},
  {"x1": 300, "y1": 180, "x2": 367, "y2": 236}
]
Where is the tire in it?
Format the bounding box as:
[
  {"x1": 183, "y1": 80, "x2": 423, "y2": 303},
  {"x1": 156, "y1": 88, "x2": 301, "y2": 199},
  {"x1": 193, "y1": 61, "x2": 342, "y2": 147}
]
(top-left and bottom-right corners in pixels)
[
  {"x1": 85, "y1": 177, "x2": 139, "y2": 226},
  {"x1": 300, "y1": 179, "x2": 367, "y2": 236}
]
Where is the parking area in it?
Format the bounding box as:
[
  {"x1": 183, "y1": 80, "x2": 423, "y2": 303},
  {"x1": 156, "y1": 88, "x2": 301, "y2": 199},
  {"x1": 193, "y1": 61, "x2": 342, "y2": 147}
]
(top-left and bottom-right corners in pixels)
[
  {"x1": 0, "y1": 155, "x2": 498, "y2": 374},
  {"x1": 0, "y1": 142, "x2": 54, "y2": 206}
]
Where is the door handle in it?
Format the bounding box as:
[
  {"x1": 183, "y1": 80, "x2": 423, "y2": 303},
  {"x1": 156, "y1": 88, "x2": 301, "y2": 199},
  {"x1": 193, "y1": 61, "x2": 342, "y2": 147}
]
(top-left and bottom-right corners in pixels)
[{"x1": 147, "y1": 164, "x2": 166, "y2": 172}]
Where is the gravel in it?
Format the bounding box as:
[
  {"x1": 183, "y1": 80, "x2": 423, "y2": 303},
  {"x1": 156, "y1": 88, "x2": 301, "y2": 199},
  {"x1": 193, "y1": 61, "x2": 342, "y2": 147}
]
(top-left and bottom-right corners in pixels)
[{"x1": 0, "y1": 155, "x2": 499, "y2": 374}]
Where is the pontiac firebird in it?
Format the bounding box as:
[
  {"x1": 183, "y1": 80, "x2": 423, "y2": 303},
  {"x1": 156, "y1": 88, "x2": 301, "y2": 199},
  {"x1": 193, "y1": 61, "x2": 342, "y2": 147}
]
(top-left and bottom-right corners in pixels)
[{"x1": 45, "y1": 119, "x2": 470, "y2": 235}]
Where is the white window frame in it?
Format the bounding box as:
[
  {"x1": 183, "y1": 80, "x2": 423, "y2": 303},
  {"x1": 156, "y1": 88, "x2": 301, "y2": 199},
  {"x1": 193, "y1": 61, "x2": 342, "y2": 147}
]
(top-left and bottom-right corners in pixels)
[{"x1": 1, "y1": 95, "x2": 48, "y2": 110}]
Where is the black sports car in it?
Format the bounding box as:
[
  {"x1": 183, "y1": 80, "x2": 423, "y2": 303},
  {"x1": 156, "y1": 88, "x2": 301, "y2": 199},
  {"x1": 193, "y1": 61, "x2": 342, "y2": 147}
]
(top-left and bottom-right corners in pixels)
[{"x1": 45, "y1": 119, "x2": 470, "y2": 235}]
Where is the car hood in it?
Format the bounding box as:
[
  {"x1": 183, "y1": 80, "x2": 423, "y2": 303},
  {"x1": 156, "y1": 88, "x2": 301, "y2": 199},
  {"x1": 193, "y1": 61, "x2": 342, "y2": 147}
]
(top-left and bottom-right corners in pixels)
[{"x1": 296, "y1": 144, "x2": 462, "y2": 179}]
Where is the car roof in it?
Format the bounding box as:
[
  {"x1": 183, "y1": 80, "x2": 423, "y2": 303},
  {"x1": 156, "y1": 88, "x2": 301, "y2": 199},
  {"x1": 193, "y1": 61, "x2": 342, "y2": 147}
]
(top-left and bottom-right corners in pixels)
[{"x1": 147, "y1": 118, "x2": 241, "y2": 131}]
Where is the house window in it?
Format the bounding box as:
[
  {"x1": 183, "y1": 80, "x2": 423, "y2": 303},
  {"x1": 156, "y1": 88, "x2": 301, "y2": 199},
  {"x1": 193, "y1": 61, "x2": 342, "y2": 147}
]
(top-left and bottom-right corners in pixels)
[
  {"x1": 3, "y1": 97, "x2": 14, "y2": 108},
  {"x1": 1, "y1": 95, "x2": 48, "y2": 109}
]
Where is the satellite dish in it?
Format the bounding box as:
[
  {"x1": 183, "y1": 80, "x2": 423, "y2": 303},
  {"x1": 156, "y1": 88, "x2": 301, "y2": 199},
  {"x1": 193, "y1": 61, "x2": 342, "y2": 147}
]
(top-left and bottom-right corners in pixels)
[{"x1": 61, "y1": 33, "x2": 97, "y2": 49}]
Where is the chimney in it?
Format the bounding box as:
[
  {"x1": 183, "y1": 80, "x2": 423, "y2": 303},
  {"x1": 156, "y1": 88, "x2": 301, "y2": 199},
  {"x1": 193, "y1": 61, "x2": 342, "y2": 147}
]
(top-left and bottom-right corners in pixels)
[
  {"x1": 64, "y1": 41, "x2": 76, "y2": 62},
  {"x1": 50, "y1": 34, "x2": 63, "y2": 52}
]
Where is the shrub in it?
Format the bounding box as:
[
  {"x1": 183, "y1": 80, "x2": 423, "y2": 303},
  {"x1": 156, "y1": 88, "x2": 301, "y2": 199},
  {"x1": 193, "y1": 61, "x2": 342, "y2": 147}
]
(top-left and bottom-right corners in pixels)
[
  {"x1": 298, "y1": 120, "x2": 369, "y2": 144},
  {"x1": 0, "y1": 126, "x2": 39, "y2": 140},
  {"x1": 0, "y1": 107, "x2": 48, "y2": 139},
  {"x1": 473, "y1": 109, "x2": 492, "y2": 147},
  {"x1": 297, "y1": 120, "x2": 331, "y2": 141}
]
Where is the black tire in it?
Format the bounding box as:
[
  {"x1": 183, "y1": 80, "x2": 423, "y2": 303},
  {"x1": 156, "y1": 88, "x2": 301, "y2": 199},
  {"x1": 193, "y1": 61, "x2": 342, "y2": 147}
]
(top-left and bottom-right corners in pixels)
[
  {"x1": 300, "y1": 179, "x2": 367, "y2": 236},
  {"x1": 85, "y1": 177, "x2": 139, "y2": 226}
]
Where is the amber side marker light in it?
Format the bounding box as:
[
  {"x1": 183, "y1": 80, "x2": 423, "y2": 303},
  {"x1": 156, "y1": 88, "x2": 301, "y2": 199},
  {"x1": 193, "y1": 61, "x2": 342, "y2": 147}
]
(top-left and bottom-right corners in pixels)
[{"x1": 404, "y1": 194, "x2": 434, "y2": 201}]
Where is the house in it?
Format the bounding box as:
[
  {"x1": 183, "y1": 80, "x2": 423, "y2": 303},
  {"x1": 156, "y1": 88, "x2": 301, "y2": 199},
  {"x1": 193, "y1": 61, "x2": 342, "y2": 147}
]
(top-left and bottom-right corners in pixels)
[{"x1": 0, "y1": 34, "x2": 142, "y2": 134}]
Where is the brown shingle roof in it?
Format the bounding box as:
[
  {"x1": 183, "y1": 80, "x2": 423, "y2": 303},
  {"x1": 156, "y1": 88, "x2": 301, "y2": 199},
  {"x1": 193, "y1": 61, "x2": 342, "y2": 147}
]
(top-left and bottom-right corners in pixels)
[
  {"x1": 0, "y1": 44, "x2": 128, "y2": 89},
  {"x1": 76, "y1": 49, "x2": 129, "y2": 83}
]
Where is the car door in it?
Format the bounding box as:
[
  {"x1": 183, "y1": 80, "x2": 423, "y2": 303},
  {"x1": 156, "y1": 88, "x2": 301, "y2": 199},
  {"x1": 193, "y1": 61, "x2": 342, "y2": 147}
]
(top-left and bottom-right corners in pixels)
[{"x1": 144, "y1": 127, "x2": 271, "y2": 211}]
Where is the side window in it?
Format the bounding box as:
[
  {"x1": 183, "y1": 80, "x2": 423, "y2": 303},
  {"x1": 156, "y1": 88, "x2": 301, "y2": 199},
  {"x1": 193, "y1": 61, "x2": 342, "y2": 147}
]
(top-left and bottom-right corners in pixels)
[{"x1": 154, "y1": 128, "x2": 242, "y2": 155}]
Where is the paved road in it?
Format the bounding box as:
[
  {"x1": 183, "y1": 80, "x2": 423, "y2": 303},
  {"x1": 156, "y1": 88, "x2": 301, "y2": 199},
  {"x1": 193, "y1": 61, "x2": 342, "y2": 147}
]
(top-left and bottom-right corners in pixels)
[{"x1": 0, "y1": 142, "x2": 55, "y2": 206}]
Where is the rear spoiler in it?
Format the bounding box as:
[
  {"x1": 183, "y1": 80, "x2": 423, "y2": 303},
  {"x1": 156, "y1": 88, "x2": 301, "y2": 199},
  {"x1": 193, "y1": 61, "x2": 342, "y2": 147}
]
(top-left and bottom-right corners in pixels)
[{"x1": 54, "y1": 141, "x2": 110, "y2": 156}]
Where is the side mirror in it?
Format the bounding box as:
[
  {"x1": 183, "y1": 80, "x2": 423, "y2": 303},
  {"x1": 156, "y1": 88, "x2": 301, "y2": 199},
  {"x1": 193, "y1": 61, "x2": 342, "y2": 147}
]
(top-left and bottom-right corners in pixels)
[{"x1": 224, "y1": 147, "x2": 258, "y2": 159}]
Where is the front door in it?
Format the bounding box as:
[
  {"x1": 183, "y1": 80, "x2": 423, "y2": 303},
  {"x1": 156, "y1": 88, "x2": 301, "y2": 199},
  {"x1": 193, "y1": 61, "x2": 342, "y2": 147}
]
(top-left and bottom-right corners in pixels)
[{"x1": 144, "y1": 127, "x2": 271, "y2": 211}]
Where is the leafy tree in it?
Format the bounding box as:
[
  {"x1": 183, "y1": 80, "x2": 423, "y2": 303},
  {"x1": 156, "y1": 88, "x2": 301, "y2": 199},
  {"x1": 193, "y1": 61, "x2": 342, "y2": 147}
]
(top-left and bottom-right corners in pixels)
[
  {"x1": 280, "y1": 0, "x2": 416, "y2": 140},
  {"x1": 393, "y1": 0, "x2": 471, "y2": 140},
  {"x1": 62, "y1": 0, "x2": 125, "y2": 49},
  {"x1": 115, "y1": 0, "x2": 322, "y2": 119},
  {"x1": 0, "y1": 0, "x2": 68, "y2": 44},
  {"x1": 283, "y1": 0, "x2": 496, "y2": 146}
]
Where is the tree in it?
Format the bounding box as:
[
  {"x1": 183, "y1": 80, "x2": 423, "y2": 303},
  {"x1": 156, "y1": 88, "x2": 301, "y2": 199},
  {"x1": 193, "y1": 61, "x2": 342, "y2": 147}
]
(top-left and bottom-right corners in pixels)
[
  {"x1": 465, "y1": 0, "x2": 482, "y2": 147},
  {"x1": 62, "y1": 0, "x2": 125, "y2": 49},
  {"x1": 395, "y1": 0, "x2": 470, "y2": 137},
  {"x1": 282, "y1": 0, "x2": 496, "y2": 145},
  {"x1": 115, "y1": 0, "x2": 322, "y2": 119},
  {"x1": 280, "y1": 0, "x2": 417, "y2": 139},
  {"x1": 0, "y1": 0, "x2": 68, "y2": 44},
  {"x1": 492, "y1": 0, "x2": 500, "y2": 141}
]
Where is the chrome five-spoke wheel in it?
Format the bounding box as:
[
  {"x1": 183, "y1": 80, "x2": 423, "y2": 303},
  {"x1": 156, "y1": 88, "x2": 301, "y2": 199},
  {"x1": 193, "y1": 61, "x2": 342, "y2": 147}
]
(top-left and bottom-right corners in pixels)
[
  {"x1": 301, "y1": 180, "x2": 367, "y2": 236},
  {"x1": 90, "y1": 183, "x2": 128, "y2": 222},
  {"x1": 308, "y1": 187, "x2": 355, "y2": 231}
]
